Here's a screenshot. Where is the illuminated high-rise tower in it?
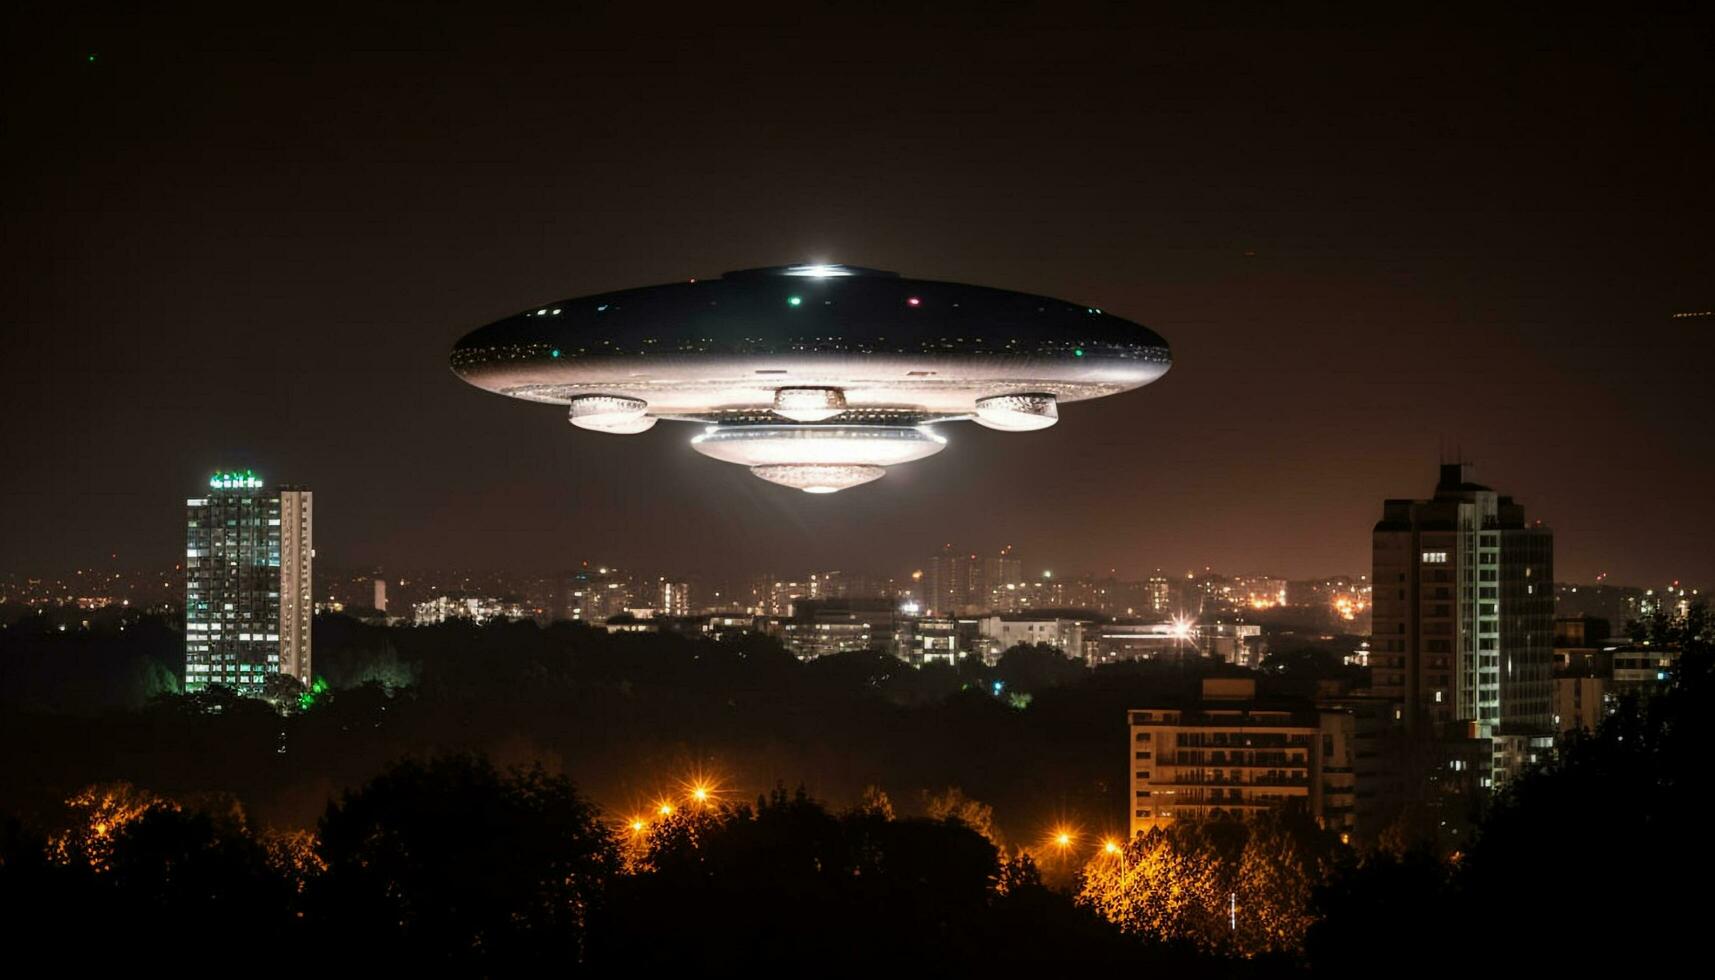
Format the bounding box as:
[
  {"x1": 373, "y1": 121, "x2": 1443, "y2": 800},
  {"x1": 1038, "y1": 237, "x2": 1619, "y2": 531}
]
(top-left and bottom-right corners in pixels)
[
  {"x1": 1371, "y1": 463, "x2": 1553, "y2": 784},
  {"x1": 184, "y1": 470, "x2": 313, "y2": 694}
]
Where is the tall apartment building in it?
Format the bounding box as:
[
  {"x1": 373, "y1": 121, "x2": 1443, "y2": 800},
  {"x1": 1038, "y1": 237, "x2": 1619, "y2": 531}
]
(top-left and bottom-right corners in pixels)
[
  {"x1": 561, "y1": 566, "x2": 632, "y2": 623},
  {"x1": 1145, "y1": 575, "x2": 1174, "y2": 614},
  {"x1": 1129, "y1": 678, "x2": 1356, "y2": 836},
  {"x1": 751, "y1": 569, "x2": 857, "y2": 617},
  {"x1": 658, "y1": 579, "x2": 692, "y2": 617},
  {"x1": 926, "y1": 547, "x2": 971, "y2": 615},
  {"x1": 184, "y1": 470, "x2": 312, "y2": 694},
  {"x1": 927, "y1": 545, "x2": 1022, "y2": 614},
  {"x1": 1371, "y1": 463, "x2": 1554, "y2": 783}
]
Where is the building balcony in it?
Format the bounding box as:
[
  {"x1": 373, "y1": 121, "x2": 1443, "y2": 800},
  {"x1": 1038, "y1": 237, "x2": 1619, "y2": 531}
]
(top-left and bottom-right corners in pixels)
[
  {"x1": 1172, "y1": 752, "x2": 1310, "y2": 767},
  {"x1": 1161, "y1": 776, "x2": 1310, "y2": 789},
  {"x1": 1172, "y1": 734, "x2": 1313, "y2": 749}
]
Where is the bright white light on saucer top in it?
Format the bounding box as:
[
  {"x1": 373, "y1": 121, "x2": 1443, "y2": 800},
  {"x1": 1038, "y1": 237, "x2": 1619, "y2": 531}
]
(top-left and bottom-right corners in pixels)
[
  {"x1": 772, "y1": 386, "x2": 848, "y2": 422},
  {"x1": 780, "y1": 263, "x2": 855, "y2": 278}
]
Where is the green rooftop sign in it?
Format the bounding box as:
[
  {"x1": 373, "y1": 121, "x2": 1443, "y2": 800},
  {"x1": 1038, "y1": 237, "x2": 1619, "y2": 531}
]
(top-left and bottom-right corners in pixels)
[{"x1": 210, "y1": 469, "x2": 263, "y2": 489}]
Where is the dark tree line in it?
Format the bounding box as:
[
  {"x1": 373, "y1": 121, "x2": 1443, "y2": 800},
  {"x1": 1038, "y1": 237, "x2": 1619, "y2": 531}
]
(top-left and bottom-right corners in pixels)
[
  {"x1": 0, "y1": 755, "x2": 1252, "y2": 974},
  {"x1": 1, "y1": 615, "x2": 1260, "y2": 845}
]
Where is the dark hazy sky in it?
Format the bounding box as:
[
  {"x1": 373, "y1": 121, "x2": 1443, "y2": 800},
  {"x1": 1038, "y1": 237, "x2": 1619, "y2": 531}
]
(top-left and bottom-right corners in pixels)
[{"x1": 3, "y1": 2, "x2": 1711, "y2": 586}]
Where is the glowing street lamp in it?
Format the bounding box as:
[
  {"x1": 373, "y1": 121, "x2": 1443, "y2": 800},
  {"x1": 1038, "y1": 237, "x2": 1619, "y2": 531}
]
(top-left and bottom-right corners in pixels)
[
  {"x1": 682, "y1": 773, "x2": 722, "y2": 807},
  {"x1": 1051, "y1": 826, "x2": 1076, "y2": 850}
]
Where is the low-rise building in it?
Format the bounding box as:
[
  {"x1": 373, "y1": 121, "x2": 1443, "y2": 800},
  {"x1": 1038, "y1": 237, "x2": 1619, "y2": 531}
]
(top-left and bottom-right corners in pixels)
[
  {"x1": 773, "y1": 598, "x2": 899, "y2": 661},
  {"x1": 1612, "y1": 646, "x2": 1677, "y2": 698},
  {"x1": 901, "y1": 615, "x2": 964, "y2": 666},
  {"x1": 699, "y1": 613, "x2": 760, "y2": 642},
  {"x1": 412, "y1": 594, "x2": 529, "y2": 626},
  {"x1": 1129, "y1": 677, "x2": 1356, "y2": 837},
  {"x1": 1088, "y1": 620, "x2": 1264, "y2": 666},
  {"x1": 979, "y1": 614, "x2": 1091, "y2": 661}
]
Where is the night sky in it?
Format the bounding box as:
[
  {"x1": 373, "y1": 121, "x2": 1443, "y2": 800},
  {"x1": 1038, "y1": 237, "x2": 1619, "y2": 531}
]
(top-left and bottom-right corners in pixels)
[{"x1": 4, "y1": 3, "x2": 1711, "y2": 586}]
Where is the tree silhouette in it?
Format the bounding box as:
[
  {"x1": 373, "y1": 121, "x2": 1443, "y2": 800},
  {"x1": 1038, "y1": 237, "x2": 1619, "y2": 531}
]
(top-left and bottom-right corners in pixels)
[
  {"x1": 309, "y1": 754, "x2": 616, "y2": 971},
  {"x1": 1309, "y1": 602, "x2": 1714, "y2": 973},
  {"x1": 995, "y1": 641, "x2": 1089, "y2": 693},
  {"x1": 1077, "y1": 809, "x2": 1334, "y2": 958}
]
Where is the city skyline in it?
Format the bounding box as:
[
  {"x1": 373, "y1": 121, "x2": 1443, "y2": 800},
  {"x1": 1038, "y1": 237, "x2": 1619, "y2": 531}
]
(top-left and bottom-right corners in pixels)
[
  {"x1": 0, "y1": 458, "x2": 1704, "y2": 595},
  {"x1": 4, "y1": 6, "x2": 1712, "y2": 586},
  {"x1": 3, "y1": 4, "x2": 1711, "y2": 970}
]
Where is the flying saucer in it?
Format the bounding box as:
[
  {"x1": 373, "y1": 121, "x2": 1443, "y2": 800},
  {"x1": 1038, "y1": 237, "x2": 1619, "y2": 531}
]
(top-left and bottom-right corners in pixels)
[{"x1": 450, "y1": 264, "x2": 1171, "y2": 492}]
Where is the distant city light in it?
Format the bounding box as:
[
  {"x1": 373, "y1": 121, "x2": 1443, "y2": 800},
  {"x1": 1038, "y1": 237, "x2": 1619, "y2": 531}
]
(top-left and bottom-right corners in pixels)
[{"x1": 1332, "y1": 593, "x2": 1368, "y2": 621}]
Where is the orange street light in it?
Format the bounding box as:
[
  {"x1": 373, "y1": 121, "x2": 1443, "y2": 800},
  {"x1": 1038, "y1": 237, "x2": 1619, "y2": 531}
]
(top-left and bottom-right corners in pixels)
[
  {"x1": 681, "y1": 771, "x2": 723, "y2": 807},
  {"x1": 1103, "y1": 839, "x2": 1121, "y2": 855}
]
